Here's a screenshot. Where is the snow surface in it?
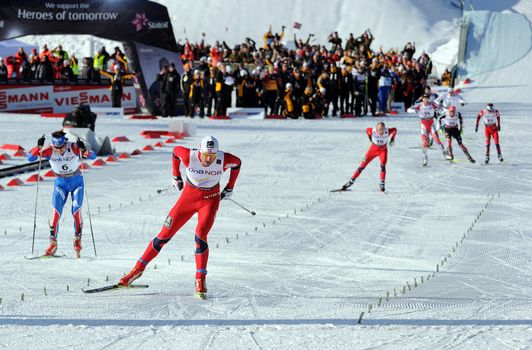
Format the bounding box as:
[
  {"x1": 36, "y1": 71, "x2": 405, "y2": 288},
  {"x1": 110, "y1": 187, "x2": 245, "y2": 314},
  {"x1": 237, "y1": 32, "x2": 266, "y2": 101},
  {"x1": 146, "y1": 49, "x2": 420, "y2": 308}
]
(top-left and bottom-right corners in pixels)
[{"x1": 0, "y1": 101, "x2": 531, "y2": 349}]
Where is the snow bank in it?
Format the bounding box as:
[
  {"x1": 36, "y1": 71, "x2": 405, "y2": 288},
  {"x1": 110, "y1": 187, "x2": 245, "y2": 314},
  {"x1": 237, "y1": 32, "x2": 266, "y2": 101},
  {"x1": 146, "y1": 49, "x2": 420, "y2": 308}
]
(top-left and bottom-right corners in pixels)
[
  {"x1": 461, "y1": 10, "x2": 531, "y2": 76},
  {"x1": 458, "y1": 6, "x2": 532, "y2": 103}
]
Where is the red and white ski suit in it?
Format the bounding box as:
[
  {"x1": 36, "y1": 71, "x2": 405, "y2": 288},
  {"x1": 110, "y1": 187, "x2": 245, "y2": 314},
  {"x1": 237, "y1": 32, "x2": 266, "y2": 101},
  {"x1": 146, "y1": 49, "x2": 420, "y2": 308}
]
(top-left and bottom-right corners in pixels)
[
  {"x1": 135, "y1": 146, "x2": 241, "y2": 279},
  {"x1": 476, "y1": 109, "x2": 501, "y2": 144},
  {"x1": 350, "y1": 127, "x2": 397, "y2": 182},
  {"x1": 414, "y1": 101, "x2": 443, "y2": 149},
  {"x1": 476, "y1": 109, "x2": 502, "y2": 158}
]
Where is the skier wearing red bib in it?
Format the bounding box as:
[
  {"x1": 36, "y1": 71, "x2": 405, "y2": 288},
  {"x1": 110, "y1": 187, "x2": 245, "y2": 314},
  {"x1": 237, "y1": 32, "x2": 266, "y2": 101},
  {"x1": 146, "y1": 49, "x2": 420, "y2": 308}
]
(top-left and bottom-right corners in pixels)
[
  {"x1": 414, "y1": 94, "x2": 446, "y2": 166},
  {"x1": 475, "y1": 103, "x2": 503, "y2": 164},
  {"x1": 342, "y1": 122, "x2": 397, "y2": 192},
  {"x1": 119, "y1": 136, "x2": 241, "y2": 299}
]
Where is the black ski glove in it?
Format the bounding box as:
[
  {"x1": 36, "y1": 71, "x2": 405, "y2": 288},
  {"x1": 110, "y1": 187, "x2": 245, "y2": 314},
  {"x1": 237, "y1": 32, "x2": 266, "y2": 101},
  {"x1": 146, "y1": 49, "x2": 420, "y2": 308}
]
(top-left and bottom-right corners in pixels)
[
  {"x1": 220, "y1": 187, "x2": 233, "y2": 200},
  {"x1": 172, "y1": 176, "x2": 184, "y2": 191},
  {"x1": 76, "y1": 138, "x2": 86, "y2": 151}
]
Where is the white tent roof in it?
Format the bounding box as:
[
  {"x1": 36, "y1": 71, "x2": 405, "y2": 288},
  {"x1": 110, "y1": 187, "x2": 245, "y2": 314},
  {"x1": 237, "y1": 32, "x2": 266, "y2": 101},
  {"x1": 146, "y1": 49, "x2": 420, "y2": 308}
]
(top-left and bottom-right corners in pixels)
[{"x1": 0, "y1": 38, "x2": 38, "y2": 59}]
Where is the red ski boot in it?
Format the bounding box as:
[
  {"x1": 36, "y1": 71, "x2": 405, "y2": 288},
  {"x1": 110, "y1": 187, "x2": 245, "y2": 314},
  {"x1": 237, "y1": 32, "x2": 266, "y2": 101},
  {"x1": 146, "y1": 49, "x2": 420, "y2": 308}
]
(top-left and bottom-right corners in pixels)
[
  {"x1": 195, "y1": 278, "x2": 207, "y2": 300},
  {"x1": 73, "y1": 235, "x2": 82, "y2": 258},
  {"x1": 44, "y1": 238, "x2": 57, "y2": 256},
  {"x1": 118, "y1": 266, "x2": 144, "y2": 287}
]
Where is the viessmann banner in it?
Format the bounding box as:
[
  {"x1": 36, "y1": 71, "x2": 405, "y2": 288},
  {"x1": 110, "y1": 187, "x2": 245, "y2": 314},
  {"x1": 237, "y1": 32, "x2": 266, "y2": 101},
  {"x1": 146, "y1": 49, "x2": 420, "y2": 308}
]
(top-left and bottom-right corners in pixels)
[
  {"x1": 0, "y1": 0, "x2": 178, "y2": 52},
  {"x1": 0, "y1": 85, "x2": 137, "y2": 114}
]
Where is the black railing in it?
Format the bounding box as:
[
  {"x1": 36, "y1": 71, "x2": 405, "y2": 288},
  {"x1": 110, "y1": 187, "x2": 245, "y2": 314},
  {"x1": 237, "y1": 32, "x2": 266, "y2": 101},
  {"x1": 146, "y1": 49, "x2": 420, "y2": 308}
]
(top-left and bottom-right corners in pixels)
[{"x1": 0, "y1": 160, "x2": 51, "y2": 179}]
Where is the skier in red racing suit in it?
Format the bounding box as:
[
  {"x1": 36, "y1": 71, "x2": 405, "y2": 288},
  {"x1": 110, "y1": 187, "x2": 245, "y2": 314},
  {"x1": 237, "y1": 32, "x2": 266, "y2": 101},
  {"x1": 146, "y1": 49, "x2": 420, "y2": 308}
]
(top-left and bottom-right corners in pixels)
[
  {"x1": 341, "y1": 122, "x2": 397, "y2": 192},
  {"x1": 119, "y1": 136, "x2": 241, "y2": 299}
]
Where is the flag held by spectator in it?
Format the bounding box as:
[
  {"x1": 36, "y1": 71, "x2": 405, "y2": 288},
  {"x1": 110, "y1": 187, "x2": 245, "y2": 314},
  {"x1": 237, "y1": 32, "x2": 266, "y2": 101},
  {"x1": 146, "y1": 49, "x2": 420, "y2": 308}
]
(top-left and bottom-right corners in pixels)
[{"x1": 293, "y1": 22, "x2": 302, "y2": 30}]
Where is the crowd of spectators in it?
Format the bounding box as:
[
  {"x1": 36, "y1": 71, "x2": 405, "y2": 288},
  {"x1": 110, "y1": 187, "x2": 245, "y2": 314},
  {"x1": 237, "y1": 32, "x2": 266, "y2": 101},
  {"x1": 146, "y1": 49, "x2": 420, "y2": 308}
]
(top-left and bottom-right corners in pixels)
[
  {"x1": 168, "y1": 26, "x2": 454, "y2": 118},
  {"x1": 0, "y1": 45, "x2": 130, "y2": 85},
  {"x1": 0, "y1": 28, "x2": 455, "y2": 117}
]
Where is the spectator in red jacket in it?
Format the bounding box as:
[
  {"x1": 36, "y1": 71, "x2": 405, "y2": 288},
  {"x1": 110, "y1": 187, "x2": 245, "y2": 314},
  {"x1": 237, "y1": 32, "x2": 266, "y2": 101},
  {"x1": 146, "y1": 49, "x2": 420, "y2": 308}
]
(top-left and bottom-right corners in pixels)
[
  {"x1": 4, "y1": 56, "x2": 16, "y2": 78},
  {"x1": 14, "y1": 47, "x2": 28, "y2": 74}
]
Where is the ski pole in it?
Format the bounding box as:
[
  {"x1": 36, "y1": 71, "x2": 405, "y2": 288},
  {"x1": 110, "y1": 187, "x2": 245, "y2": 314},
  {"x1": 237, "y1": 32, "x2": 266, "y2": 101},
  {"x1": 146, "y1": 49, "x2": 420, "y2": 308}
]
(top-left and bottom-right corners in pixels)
[
  {"x1": 79, "y1": 152, "x2": 97, "y2": 257},
  {"x1": 229, "y1": 198, "x2": 256, "y2": 216},
  {"x1": 156, "y1": 186, "x2": 172, "y2": 194},
  {"x1": 31, "y1": 140, "x2": 44, "y2": 255}
]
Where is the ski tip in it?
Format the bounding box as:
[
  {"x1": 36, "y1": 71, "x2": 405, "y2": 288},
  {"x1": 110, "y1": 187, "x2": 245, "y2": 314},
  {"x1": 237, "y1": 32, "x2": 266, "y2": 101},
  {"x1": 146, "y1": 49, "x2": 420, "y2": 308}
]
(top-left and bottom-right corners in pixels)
[
  {"x1": 330, "y1": 188, "x2": 351, "y2": 192},
  {"x1": 25, "y1": 254, "x2": 66, "y2": 260},
  {"x1": 194, "y1": 292, "x2": 207, "y2": 300},
  {"x1": 82, "y1": 284, "x2": 149, "y2": 294}
]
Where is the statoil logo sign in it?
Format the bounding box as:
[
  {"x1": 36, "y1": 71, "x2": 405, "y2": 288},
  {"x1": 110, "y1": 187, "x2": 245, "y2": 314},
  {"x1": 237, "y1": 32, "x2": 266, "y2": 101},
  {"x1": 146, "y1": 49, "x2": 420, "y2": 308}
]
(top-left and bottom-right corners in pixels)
[{"x1": 132, "y1": 13, "x2": 168, "y2": 31}]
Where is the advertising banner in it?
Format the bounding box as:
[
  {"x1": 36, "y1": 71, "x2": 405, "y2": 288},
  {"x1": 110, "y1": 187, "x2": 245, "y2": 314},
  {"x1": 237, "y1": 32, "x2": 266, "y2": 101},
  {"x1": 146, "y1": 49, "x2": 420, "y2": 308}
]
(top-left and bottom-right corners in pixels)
[
  {"x1": 390, "y1": 102, "x2": 404, "y2": 114},
  {"x1": 0, "y1": 84, "x2": 137, "y2": 114},
  {"x1": 0, "y1": 0, "x2": 181, "y2": 115},
  {"x1": 90, "y1": 107, "x2": 125, "y2": 118},
  {"x1": 227, "y1": 107, "x2": 266, "y2": 120},
  {"x1": 0, "y1": 0, "x2": 178, "y2": 52}
]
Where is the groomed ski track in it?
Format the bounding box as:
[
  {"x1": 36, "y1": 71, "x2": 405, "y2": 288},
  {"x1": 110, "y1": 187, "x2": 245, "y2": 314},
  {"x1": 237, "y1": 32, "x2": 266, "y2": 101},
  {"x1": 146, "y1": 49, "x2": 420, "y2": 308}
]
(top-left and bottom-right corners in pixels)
[{"x1": 0, "y1": 101, "x2": 531, "y2": 349}]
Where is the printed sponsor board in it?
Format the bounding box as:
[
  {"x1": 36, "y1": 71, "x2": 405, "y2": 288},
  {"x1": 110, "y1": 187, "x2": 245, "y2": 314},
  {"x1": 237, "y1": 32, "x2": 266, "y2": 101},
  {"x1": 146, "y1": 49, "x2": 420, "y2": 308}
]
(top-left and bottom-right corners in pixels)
[
  {"x1": 91, "y1": 107, "x2": 124, "y2": 118},
  {"x1": 0, "y1": 85, "x2": 136, "y2": 113},
  {"x1": 227, "y1": 108, "x2": 265, "y2": 120}
]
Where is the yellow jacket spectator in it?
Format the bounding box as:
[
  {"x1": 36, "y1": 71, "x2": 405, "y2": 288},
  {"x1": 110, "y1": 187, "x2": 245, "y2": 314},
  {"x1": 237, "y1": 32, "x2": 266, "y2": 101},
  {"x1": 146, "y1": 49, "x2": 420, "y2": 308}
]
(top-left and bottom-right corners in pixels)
[
  {"x1": 70, "y1": 55, "x2": 79, "y2": 76},
  {"x1": 302, "y1": 85, "x2": 313, "y2": 118},
  {"x1": 263, "y1": 25, "x2": 285, "y2": 48},
  {"x1": 282, "y1": 83, "x2": 297, "y2": 118},
  {"x1": 441, "y1": 68, "x2": 452, "y2": 87},
  {"x1": 188, "y1": 70, "x2": 205, "y2": 117},
  {"x1": 117, "y1": 55, "x2": 129, "y2": 72},
  {"x1": 93, "y1": 52, "x2": 105, "y2": 71},
  {"x1": 99, "y1": 67, "x2": 134, "y2": 107},
  {"x1": 189, "y1": 72, "x2": 204, "y2": 99},
  {"x1": 317, "y1": 72, "x2": 330, "y2": 90}
]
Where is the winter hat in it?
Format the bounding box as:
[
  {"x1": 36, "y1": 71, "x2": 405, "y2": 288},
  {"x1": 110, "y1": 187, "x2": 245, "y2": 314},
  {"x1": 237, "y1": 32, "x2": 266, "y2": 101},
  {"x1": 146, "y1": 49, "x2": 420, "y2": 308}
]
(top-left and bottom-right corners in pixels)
[
  {"x1": 51, "y1": 131, "x2": 67, "y2": 147},
  {"x1": 200, "y1": 136, "x2": 219, "y2": 154}
]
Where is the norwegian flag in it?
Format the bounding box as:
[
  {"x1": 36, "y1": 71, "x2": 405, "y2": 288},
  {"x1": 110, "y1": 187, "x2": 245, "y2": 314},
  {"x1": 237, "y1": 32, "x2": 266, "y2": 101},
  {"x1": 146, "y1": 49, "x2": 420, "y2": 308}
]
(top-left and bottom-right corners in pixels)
[{"x1": 293, "y1": 22, "x2": 302, "y2": 30}]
